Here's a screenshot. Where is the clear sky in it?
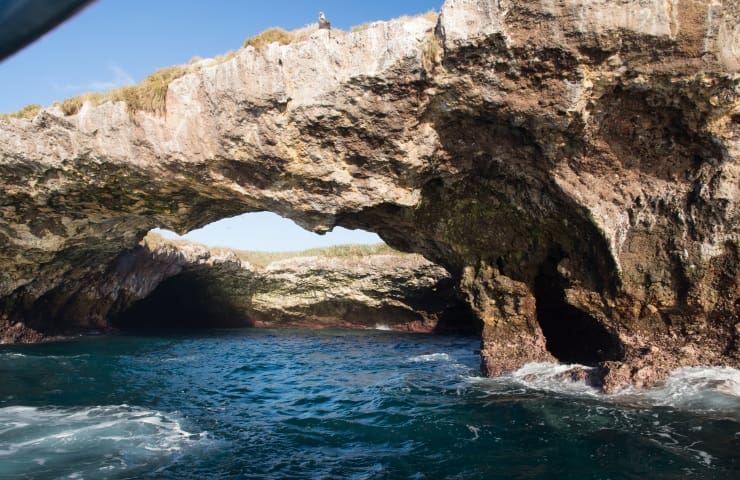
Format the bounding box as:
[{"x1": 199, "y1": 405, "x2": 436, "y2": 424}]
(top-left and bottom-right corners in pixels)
[
  {"x1": 154, "y1": 212, "x2": 384, "y2": 252},
  {"x1": 1, "y1": 0, "x2": 441, "y2": 251}
]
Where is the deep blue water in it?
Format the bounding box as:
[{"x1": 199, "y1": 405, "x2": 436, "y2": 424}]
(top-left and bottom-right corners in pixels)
[{"x1": 0, "y1": 329, "x2": 738, "y2": 479}]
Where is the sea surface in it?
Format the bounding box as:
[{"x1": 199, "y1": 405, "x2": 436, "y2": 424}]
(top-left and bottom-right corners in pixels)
[{"x1": 0, "y1": 329, "x2": 738, "y2": 479}]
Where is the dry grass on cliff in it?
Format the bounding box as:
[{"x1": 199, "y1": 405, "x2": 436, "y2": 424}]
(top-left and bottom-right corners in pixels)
[
  {"x1": 422, "y1": 34, "x2": 442, "y2": 74},
  {"x1": 399, "y1": 9, "x2": 439, "y2": 25},
  {"x1": 56, "y1": 65, "x2": 189, "y2": 116},
  {"x1": 243, "y1": 24, "x2": 320, "y2": 49},
  {"x1": 243, "y1": 27, "x2": 295, "y2": 49},
  {"x1": 351, "y1": 9, "x2": 437, "y2": 33},
  {"x1": 0, "y1": 104, "x2": 42, "y2": 121},
  {"x1": 58, "y1": 92, "x2": 107, "y2": 116},
  {"x1": 350, "y1": 23, "x2": 371, "y2": 33},
  {"x1": 244, "y1": 9, "x2": 438, "y2": 48},
  {"x1": 115, "y1": 65, "x2": 187, "y2": 114},
  {"x1": 213, "y1": 50, "x2": 237, "y2": 65},
  {"x1": 233, "y1": 244, "x2": 405, "y2": 268},
  {"x1": 3, "y1": 9, "x2": 439, "y2": 120},
  {"x1": 143, "y1": 232, "x2": 406, "y2": 270}
]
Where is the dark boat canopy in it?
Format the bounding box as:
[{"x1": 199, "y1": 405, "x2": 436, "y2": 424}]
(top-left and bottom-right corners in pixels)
[{"x1": 0, "y1": 0, "x2": 95, "y2": 61}]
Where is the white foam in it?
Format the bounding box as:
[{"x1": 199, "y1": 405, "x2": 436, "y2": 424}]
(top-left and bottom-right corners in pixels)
[
  {"x1": 0, "y1": 353, "x2": 89, "y2": 361},
  {"x1": 507, "y1": 362, "x2": 602, "y2": 396},
  {"x1": 623, "y1": 366, "x2": 740, "y2": 413},
  {"x1": 468, "y1": 362, "x2": 602, "y2": 398},
  {"x1": 408, "y1": 353, "x2": 450, "y2": 363},
  {"x1": 469, "y1": 362, "x2": 740, "y2": 415},
  {"x1": 0, "y1": 405, "x2": 207, "y2": 479},
  {"x1": 0, "y1": 353, "x2": 27, "y2": 359},
  {"x1": 374, "y1": 324, "x2": 391, "y2": 331}
]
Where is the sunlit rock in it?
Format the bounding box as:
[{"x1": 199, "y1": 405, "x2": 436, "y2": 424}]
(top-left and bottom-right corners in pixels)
[{"x1": 0, "y1": 0, "x2": 737, "y2": 391}]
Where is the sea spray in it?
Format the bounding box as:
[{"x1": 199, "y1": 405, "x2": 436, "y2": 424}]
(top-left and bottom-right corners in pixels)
[{"x1": 0, "y1": 405, "x2": 207, "y2": 479}]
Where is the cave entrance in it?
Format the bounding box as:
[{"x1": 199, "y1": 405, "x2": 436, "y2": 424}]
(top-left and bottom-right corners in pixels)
[
  {"x1": 111, "y1": 270, "x2": 251, "y2": 329},
  {"x1": 534, "y1": 252, "x2": 623, "y2": 365},
  {"x1": 112, "y1": 212, "x2": 479, "y2": 334}
]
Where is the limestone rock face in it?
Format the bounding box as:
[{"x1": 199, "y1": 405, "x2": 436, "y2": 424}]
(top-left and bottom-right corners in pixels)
[
  {"x1": 0, "y1": 0, "x2": 737, "y2": 391},
  {"x1": 101, "y1": 235, "x2": 471, "y2": 333}
]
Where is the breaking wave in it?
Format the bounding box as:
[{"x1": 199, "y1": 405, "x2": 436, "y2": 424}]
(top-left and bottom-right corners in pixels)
[
  {"x1": 1, "y1": 332, "x2": 736, "y2": 478},
  {"x1": 0, "y1": 405, "x2": 207, "y2": 480},
  {"x1": 469, "y1": 362, "x2": 740, "y2": 416},
  {"x1": 407, "y1": 352, "x2": 451, "y2": 362},
  {"x1": 624, "y1": 366, "x2": 740, "y2": 414}
]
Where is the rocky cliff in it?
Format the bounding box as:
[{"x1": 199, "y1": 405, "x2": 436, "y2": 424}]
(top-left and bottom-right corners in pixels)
[
  {"x1": 0, "y1": 0, "x2": 737, "y2": 391},
  {"x1": 104, "y1": 234, "x2": 471, "y2": 333}
]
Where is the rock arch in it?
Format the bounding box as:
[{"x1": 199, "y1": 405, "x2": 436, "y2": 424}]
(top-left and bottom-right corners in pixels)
[{"x1": 0, "y1": 0, "x2": 737, "y2": 391}]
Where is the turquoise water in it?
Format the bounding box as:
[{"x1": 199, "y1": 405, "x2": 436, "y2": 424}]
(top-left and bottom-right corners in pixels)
[{"x1": 0, "y1": 329, "x2": 738, "y2": 479}]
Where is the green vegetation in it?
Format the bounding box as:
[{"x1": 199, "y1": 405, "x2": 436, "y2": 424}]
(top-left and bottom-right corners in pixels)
[{"x1": 0, "y1": 104, "x2": 42, "y2": 121}]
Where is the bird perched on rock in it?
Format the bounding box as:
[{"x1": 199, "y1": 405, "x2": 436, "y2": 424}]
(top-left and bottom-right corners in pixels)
[{"x1": 318, "y1": 11, "x2": 331, "y2": 30}]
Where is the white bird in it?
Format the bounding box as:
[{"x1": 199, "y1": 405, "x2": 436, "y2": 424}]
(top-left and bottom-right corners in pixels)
[{"x1": 318, "y1": 11, "x2": 331, "y2": 30}]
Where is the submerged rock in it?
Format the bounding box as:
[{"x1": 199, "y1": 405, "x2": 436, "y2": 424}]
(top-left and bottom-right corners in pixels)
[{"x1": 0, "y1": 0, "x2": 737, "y2": 390}]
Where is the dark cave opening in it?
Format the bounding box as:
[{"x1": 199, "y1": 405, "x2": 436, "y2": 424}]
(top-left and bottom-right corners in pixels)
[
  {"x1": 111, "y1": 272, "x2": 253, "y2": 330},
  {"x1": 534, "y1": 252, "x2": 623, "y2": 365},
  {"x1": 110, "y1": 219, "x2": 482, "y2": 335},
  {"x1": 110, "y1": 261, "x2": 480, "y2": 334}
]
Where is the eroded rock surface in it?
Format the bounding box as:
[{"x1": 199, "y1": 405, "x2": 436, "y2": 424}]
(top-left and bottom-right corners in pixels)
[
  {"x1": 0, "y1": 0, "x2": 738, "y2": 391},
  {"x1": 105, "y1": 234, "x2": 472, "y2": 333}
]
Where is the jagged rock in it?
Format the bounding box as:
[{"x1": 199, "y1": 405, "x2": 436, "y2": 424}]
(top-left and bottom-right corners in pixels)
[
  {"x1": 0, "y1": 0, "x2": 737, "y2": 391},
  {"x1": 104, "y1": 234, "x2": 473, "y2": 333}
]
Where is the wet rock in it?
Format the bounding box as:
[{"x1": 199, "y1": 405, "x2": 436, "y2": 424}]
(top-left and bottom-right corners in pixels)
[{"x1": 556, "y1": 367, "x2": 589, "y2": 383}]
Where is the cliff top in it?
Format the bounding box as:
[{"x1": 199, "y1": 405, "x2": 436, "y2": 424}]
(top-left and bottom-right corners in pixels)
[
  {"x1": 142, "y1": 232, "x2": 413, "y2": 270},
  {"x1": 0, "y1": 10, "x2": 439, "y2": 120}
]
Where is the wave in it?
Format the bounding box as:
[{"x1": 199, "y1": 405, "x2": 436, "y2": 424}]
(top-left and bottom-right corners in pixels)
[
  {"x1": 503, "y1": 362, "x2": 602, "y2": 396},
  {"x1": 407, "y1": 353, "x2": 450, "y2": 363},
  {"x1": 0, "y1": 352, "x2": 27, "y2": 359},
  {"x1": 469, "y1": 362, "x2": 740, "y2": 415},
  {"x1": 623, "y1": 366, "x2": 740, "y2": 413},
  {"x1": 0, "y1": 405, "x2": 207, "y2": 479},
  {"x1": 0, "y1": 352, "x2": 90, "y2": 361},
  {"x1": 468, "y1": 363, "x2": 740, "y2": 470}
]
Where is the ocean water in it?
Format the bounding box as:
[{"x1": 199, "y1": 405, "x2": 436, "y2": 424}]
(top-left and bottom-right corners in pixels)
[{"x1": 0, "y1": 329, "x2": 738, "y2": 479}]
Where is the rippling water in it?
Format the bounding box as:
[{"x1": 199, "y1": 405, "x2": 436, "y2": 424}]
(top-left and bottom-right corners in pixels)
[{"x1": 0, "y1": 329, "x2": 738, "y2": 479}]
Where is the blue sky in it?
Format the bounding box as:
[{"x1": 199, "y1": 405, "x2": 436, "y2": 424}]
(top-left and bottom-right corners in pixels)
[
  {"x1": 153, "y1": 212, "x2": 383, "y2": 252},
  {"x1": 1, "y1": 0, "x2": 441, "y2": 251}
]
